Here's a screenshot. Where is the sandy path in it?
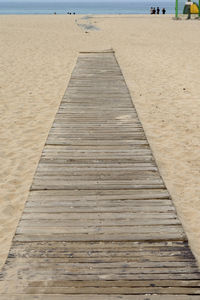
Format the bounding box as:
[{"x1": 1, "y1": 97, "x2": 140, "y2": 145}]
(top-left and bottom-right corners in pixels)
[{"x1": 0, "y1": 15, "x2": 200, "y2": 269}]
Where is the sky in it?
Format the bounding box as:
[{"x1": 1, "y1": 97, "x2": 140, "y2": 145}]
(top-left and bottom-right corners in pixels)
[
  {"x1": 2, "y1": 0, "x2": 133, "y2": 1},
  {"x1": 0, "y1": 0, "x2": 174, "y2": 3}
]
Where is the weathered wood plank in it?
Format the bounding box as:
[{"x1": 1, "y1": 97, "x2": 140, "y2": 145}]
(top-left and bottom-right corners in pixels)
[
  {"x1": 28, "y1": 189, "x2": 170, "y2": 199},
  {"x1": 6, "y1": 261, "x2": 196, "y2": 269},
  {"x1": 8, "y1": 240, "x2": 189, "y2": 249},
  {"x1": 3, "y1": 279, "x2": 200, "y2": 287},
  {"x1": 45, "y1": 139, "x2": 149, "y2": 146},
  {"x1": 16, "y1": 225, "x2": 184, "y2": 235},
  {"x1": 33, "y1": 174, "x2": 160, "y2": 181},
  {"x1": 24, "y1": 203, "x2": 174, "y2": 211},
  {"x1": 25, "y1": 199, "x2": 172, "y2": 207},
  {"x1": 1, "y1": 295, "x2": 200, "y2": 300},
  {"x1": 36, "y1": 165, "x2": 158, "y2": 173},
  {"x1": 3, "y1": 272, "x2": 200, "y2": 281},
  {"x1": 3, "y1": 266, "x2": 199, "y2": 277},
  {"x1": 2, "y1": 286, "x2": 200, "y2": 295},
  {"x1": 14, "y1": 233, "x2": 186, "y2": 242},
  {"x1": 21, "y1": 212, "x2": 178, "y2": 220},
  {"x1": 19, "y1": 219, "x2": 181, "y2": 227},
  {"x1": 31, "y1": 181, "x2": 164, "y2": 191},
  {"x1": 42, "y1": 148, "x2": 151, "y2": 155}
]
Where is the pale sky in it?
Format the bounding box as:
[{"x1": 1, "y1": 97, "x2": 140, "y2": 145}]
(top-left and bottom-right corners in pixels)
[
  {"x1": 0, "y1": 0, "x2": 173, "y2": 4},
  {"x1": 1, "y1": 0, "x2": 161, "y2": 2}
]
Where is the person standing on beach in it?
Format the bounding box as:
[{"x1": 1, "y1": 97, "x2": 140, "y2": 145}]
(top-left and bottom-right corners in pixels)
[
  {"x1": 157, "y1": 7, "x2": 160, "y2": 14},
  {"x1": 150, "y1": 7, "x2": 153, "y2": 14},
  {"x1": 186, "y1": 0, "x2": 192, "y2": 19},
  {"x1": 162, "y1": 8, "x2": 166, "y2": 14},
  {"x1": 152, "y1": 7, "x2": 156, "y2": 14}
]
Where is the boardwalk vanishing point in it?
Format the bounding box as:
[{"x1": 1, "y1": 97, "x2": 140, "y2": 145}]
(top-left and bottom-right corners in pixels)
[{"x1": 1, "y1": 50, "x2": 200, "y2": 299}]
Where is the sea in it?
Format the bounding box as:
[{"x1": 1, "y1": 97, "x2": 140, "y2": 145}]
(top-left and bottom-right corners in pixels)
[{"x1": 0, "y1": 1, "x2": 175, "y2": 15}]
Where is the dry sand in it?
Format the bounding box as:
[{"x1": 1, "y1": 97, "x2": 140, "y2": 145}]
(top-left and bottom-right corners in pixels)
[{"x1": 0, "y1": 14, "x2": 200, "y2": 269}]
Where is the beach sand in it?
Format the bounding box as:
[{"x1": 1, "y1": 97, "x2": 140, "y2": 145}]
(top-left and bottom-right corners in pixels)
[{"x1": 0, "y1": 14, "x2": 200, "y2": 269}]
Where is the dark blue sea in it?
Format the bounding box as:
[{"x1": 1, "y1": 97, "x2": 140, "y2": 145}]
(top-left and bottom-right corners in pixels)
[{"x1": 0, "y1": 2, "x2": 175, "y2": 15}]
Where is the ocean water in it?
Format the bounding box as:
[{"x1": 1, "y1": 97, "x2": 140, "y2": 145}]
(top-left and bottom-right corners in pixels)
[{"x1": 0, "y1": 2, "x2": 175, "y2": 15}]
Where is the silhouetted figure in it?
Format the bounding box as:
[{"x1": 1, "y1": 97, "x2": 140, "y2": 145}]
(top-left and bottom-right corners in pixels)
[
  {"x1": 150, "y1": 7, "x2": 153, "y2": 14},
  {"x1": 186, "y1": 0, "x2": 192, "y2": 19},
  {"x1": 152, "y1": 7, "x2": 156, "y2": 14},
  {"x1": 157, "y1": 7, "x2": 160, "y2": 14},
  {"x1": 162, "y1": 8, "x2": 166, "y2": 14}
]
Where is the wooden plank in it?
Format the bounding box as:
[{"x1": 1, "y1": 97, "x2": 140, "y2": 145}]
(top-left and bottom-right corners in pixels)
[
  {"x1": 31, "y1": 181, "x2": 164, "y2": 191},
  {"x1": 25, "y1": 199, "x2": 172, "y2": 206},
  {"x1": 3, "y1": 266, "x2": 199, "y2": 278},
  {"x1": 23, "y1": 206, "x2": 175, "y2": 213},
  {"x1": 3, "y1": 272, "x2": 200, "y2": 281},
  {"x1": 19, "y1": 219, "x2": 181, "y2": 227},
  {"x1": 5, "y1": 261, "x2": 196, "y2": 269},
  {"x1": 42, "y1": 147, "x2": 151, "y2": 154},
  {"x1": 38, "y1": 159, "x2": 156, "y2": 166},
  {"x1": 8, "y1": 247, "x2": 192, "y2": 256},
  {"x1": 9, "y1": 249, "x2": 193, "y2": 260},
  {"x1": 3, "y1": 279, "x2": 200, "y2": 288},
  {"x1": 16, "y1": 225, "x2": 184, "y2": 235},
  {"x1": 8, "y1": 241, "x2": 190, "y2": 250},
  {"x1": 1, "y1": 295, "x2": 200, "y2": 300},
  {"x1": 33, "y1": 172, "x2": 160, "y2": 179},
  {"x1": 50, "y1": 131, "x2": 145, "y2": 136},
  {"x1": 33, "y1": 176, "x2": 162, "y2": 183},
  {"x1": 6, "y1": 257, "x2": 194, "y2": 264},
  {"x1": 34, "y1": 172, "x2": 160, "y2": 179},
  {"x1": 21, "y1": 212, "x2": 178, "y2": 220},
  {"x1": 28, "y1": 189, "x2": 170, "y2": 199},
  {"x1": 51, "y1": 125, "x2": 143, "y2": 130},
  {"x1": 50, "y1": 128, "x2": 144, "y2": 133},
  {"x1": 14, "y1": 233, "x2": 186, "y2": 242},
  {"x1": 2, "y1": 286, "x2": 200, "y2": 295},
  {"x1": 46, "y1": 134, "x2": 146, "y2": 140},
  {"x1": 45, "y1": 139, "x2": 149, "y2": 146},
  {"x1": 36, "y1": 164, "x2": 158, "y2": 172},
  {"x1": 7, "y1": 252, "x2": 193, "y2": 261}
]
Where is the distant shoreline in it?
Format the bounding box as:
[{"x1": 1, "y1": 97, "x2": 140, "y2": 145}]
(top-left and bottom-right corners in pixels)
[
  {"x1": 0, "y1": 13, "x2": 173, "y2": 15},
  {"x1": 0, "y1": 1, "x2": 175, "y2": 15}
]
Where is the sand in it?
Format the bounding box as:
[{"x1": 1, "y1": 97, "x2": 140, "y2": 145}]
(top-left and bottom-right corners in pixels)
[{"x1": 0, "y1": 14, "x2": 200, "y2": 269}]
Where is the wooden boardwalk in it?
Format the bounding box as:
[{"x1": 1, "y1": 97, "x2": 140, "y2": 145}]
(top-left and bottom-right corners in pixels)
[{"x1": 1, "y1": 51, "x2": 200, "y2": 299}]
